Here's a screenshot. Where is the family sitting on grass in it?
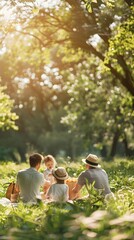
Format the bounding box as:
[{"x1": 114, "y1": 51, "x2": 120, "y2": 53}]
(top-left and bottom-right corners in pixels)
[{"x1": 12, "y1": 152, "x2": 114, "y2": 204}]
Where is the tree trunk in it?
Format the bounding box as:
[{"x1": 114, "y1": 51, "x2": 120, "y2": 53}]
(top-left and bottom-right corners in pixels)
[
  {"x1": 110, "y1": 130, "x2": 120, "y2": 158},
  {"x1": 18, "y1": 148, "x2": 26, "y2": 162},
  {"x1": 101, "y1": 145, "x2": 107, "y2": 157},
  {"x1": 122, "y1": 133, "x2": 129, "y2": 156},
  {"x1": 122, "y1": 133, "x2": 134, "y2": 157}
]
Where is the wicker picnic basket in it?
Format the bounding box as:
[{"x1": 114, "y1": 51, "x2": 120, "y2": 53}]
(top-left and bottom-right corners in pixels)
[{"x1": 65, "y1": 177, "x2": 80, "y2": 200}]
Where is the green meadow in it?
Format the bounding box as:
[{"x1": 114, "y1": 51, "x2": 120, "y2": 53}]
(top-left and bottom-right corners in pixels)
[
  {"x1": 0, "y1": 159, "x2": 133, "y2": 240},
  {"x1": 0, "y1": 0, "x2": 134, "y2": 239}
]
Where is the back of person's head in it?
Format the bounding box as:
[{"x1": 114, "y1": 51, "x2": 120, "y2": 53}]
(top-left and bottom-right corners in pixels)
[
  {"x1": 52, "y1": 167, "x2": 68, "y2": 183},
  {"x1": 56, "y1": 179, "x2": 65, "y2": 184},
  {"x1": 29, "y1": 153, "x2": 43, "y2": 167}
]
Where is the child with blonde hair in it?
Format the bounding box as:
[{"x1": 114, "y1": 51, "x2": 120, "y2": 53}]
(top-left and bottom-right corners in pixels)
[{"x1": 43, "y1": 155, "x2": 57, "y2": 185}]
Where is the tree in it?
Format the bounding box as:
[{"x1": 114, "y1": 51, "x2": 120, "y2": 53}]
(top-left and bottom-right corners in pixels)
[
  {"x1": 0, "y1": 85, "x2": 18, "y2": 130},
  {"x1": 64, "y1": 0, "x2": 134, "y2": 95},
  {"x1": 1, "y1": 0, "x2": 133, "y2": 95},
  {"x1": 61, "y1": 58, "x2": 134, "y2": 157},
  {"x1": 0, "y1": 0, "x2": 133, "y2": 159}
]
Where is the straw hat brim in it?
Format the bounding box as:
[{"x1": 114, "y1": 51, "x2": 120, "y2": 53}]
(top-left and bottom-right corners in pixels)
[
  {"x1": 52, "y1": 170, "x2": 69, "y2": 180},
  {"x1": 82, "y1": 159, "x2": 101, "y2": 168}
]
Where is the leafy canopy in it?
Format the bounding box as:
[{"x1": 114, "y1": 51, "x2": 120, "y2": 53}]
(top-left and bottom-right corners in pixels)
[{"x1": 0, "y1": 86, "x2": 18, "y2": 130}]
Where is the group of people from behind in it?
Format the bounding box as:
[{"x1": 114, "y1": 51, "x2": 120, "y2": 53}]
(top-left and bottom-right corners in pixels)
[
  {"x1": 16, "y1": 153, "x2": 69, "y2": 203},
  {"x1": 15, "y1": 152, "x2": 114, "y2": 204}
]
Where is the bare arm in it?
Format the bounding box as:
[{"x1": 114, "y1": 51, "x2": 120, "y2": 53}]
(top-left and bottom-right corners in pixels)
[
  {"x1": 72, "y1": 183, "x2": 82, "y2": 200},
  {"x1": 15, "y1": 174, "x2": 20, "y2": 193},
  {"x1": 43, "y1": 180, "x2": 51, "y2": 193},
  {"x1": 15, "y1": 183, "x2": 20, "y2": 193}
]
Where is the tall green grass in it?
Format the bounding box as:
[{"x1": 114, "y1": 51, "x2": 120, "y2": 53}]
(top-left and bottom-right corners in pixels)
[{"x1": 0, "y1": 159, "x2": 133, "y2": 240}]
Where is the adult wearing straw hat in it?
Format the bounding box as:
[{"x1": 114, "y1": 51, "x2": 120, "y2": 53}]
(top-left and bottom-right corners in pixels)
[{"x1": 72, "y1": 154, "x2": 113, "y2": 199}]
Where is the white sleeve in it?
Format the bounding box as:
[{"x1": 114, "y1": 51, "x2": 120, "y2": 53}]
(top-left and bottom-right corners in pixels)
[
  {"x1": 65, "y1": 185, "x2": 69, "y2": 201},
  {"x1": 40, "y1": 173, "x2": 46, "y2": 186},
  {"x1": 43, "y1": 170, "x2": 48, "y2": 180}
]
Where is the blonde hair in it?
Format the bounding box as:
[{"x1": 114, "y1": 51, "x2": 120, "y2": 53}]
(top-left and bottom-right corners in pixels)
[{"x1": 43, "y1": 155, "x2": 56, "y2": 167}]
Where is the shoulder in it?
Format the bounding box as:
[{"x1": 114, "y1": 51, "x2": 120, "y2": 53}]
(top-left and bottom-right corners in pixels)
[
  {"x1": 97, "y1": 168, "x2": 108, "y2": 178},
  {"x1": 17, "y1": 168, "x2": 28, "y2": 175},
  {"x1": 38, "y1": 172, "x2": 44, "y2": 178},
  {"x1": 50, "y1": 183, "x2": 56, "y2": 188},
  {"x1": 78, "y1": 171, "x2": 88, "y2": 182},
  {"x1": 32, "y1": 170, "x2": 44, "y2": 181},
  {"x1": 101, "y1": 169, "x2": 107, "y2": 174},
  {"x1": 79, "y1": 170, "x2": 90, "y2": 178},
  {"x1": 18, "y1": 168, "x2": 28, "y2": 172},
  {"x1": 79, "y1": 170, "x2": 86, "y2": 176},
  {"x1": 49, "y1": 183, "x2": 56, "y2": 191}
]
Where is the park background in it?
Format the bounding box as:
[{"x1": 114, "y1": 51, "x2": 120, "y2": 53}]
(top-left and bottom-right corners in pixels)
[{"x1": 0, "y1": 0, "x2": 133, "y2": 162}]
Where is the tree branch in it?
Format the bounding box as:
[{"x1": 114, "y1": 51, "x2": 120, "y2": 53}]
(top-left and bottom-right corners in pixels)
[{"x1": 79, "y1": 42, "x2": 134, "y2": 95}]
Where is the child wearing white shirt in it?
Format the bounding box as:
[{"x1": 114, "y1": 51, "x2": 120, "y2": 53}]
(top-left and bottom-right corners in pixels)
[
  {"x1": 46, "y1": 167, "x2": 69, "y2": 202},
  {"x1": 43, "y1": 155, "x2": 56, "y2": 185}
]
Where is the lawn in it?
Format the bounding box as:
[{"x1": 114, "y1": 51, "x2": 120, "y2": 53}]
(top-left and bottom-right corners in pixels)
[{"x1": 0, "y1": 158, "x2": 133, "y2": 240}]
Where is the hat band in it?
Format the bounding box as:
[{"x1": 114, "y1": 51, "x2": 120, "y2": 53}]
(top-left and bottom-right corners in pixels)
[
  {"x1": 55, "y1": 171, "x2": 67, "y2": 178},
  {"x1": 86, "y1": 159, "x2": 98, "y2": 166}
]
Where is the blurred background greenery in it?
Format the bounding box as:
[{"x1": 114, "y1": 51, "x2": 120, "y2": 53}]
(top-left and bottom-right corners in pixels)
[{"x1": 0, "y1": 0, "x2": 133, "y2": 162}]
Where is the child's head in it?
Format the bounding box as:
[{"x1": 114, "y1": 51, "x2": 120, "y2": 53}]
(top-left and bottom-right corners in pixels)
[
  {"x1": 43, "y1": 155, "x2": 56, "y2": 170},
  {"x1": 52, "y1": 167, "x2": 68, "y2": 183}
]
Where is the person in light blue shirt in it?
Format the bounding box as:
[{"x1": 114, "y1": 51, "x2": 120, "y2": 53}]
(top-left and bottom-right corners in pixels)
[
  {"x1": 46, "y1": 167, "x2": 69, "y2": 202},
  {"x1": 16, "y1": 153, "x2": 50, "y2": 203}
]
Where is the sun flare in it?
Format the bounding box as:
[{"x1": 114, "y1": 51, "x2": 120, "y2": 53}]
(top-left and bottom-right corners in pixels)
[{"x1": 0, "y1": 5, "x2": 14, "y2": 22}]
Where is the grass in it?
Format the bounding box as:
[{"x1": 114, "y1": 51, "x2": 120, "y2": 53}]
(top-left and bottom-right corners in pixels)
[{"x1": 0, "y1": 158, "x2": 133, "y2": 239}]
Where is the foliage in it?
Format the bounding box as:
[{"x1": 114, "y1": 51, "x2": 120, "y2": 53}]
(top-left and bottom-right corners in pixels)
[
  {"x1": 104, "y1": 6, "x2": 134, "y2": 74},
  {"x1": 0, "y1": 0, "x2": 134, "y2": 160},
  {"x1": 61, "y1": 60, "x2": 134, "y2": 156},
  {"x1": 0, "y1": 85, "x2": 18, "y2": 130},
  {"x1": 0, "y1": 159, "x2": 134, "y2": 239}
]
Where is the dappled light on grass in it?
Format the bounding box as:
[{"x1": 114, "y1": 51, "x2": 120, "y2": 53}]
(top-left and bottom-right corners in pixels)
[
  {"x1": 110, "y1": 212, "x2": 134, "y2": 225},
  {"x1": 0, "y1": 159, "x2": 133, "y2": 239}
]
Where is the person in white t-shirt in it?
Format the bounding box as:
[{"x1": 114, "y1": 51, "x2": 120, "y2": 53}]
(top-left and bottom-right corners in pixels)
[
  {"x1": 43, "y1": 155, "x2": 57, "y2": 185},
  {"x1": 16, "y1": 153, "x2": 50, "y2": 203},
  {"x1": 46, "y1": 167, "x2": 69, "y2": 202}
]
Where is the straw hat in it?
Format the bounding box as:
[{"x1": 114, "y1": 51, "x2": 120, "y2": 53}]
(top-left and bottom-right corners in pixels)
[
  {"x1": 52, "y1": 167, "x2": 68, "y2": 180},
  {"x1": 82, "y1": 154, "x2": 101, "y2": 168}
]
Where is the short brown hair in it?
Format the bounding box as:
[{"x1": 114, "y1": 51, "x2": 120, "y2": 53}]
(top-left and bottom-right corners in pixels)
[{"x1": 29, "y1": 153, "x2": 43, "y2": 167}]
